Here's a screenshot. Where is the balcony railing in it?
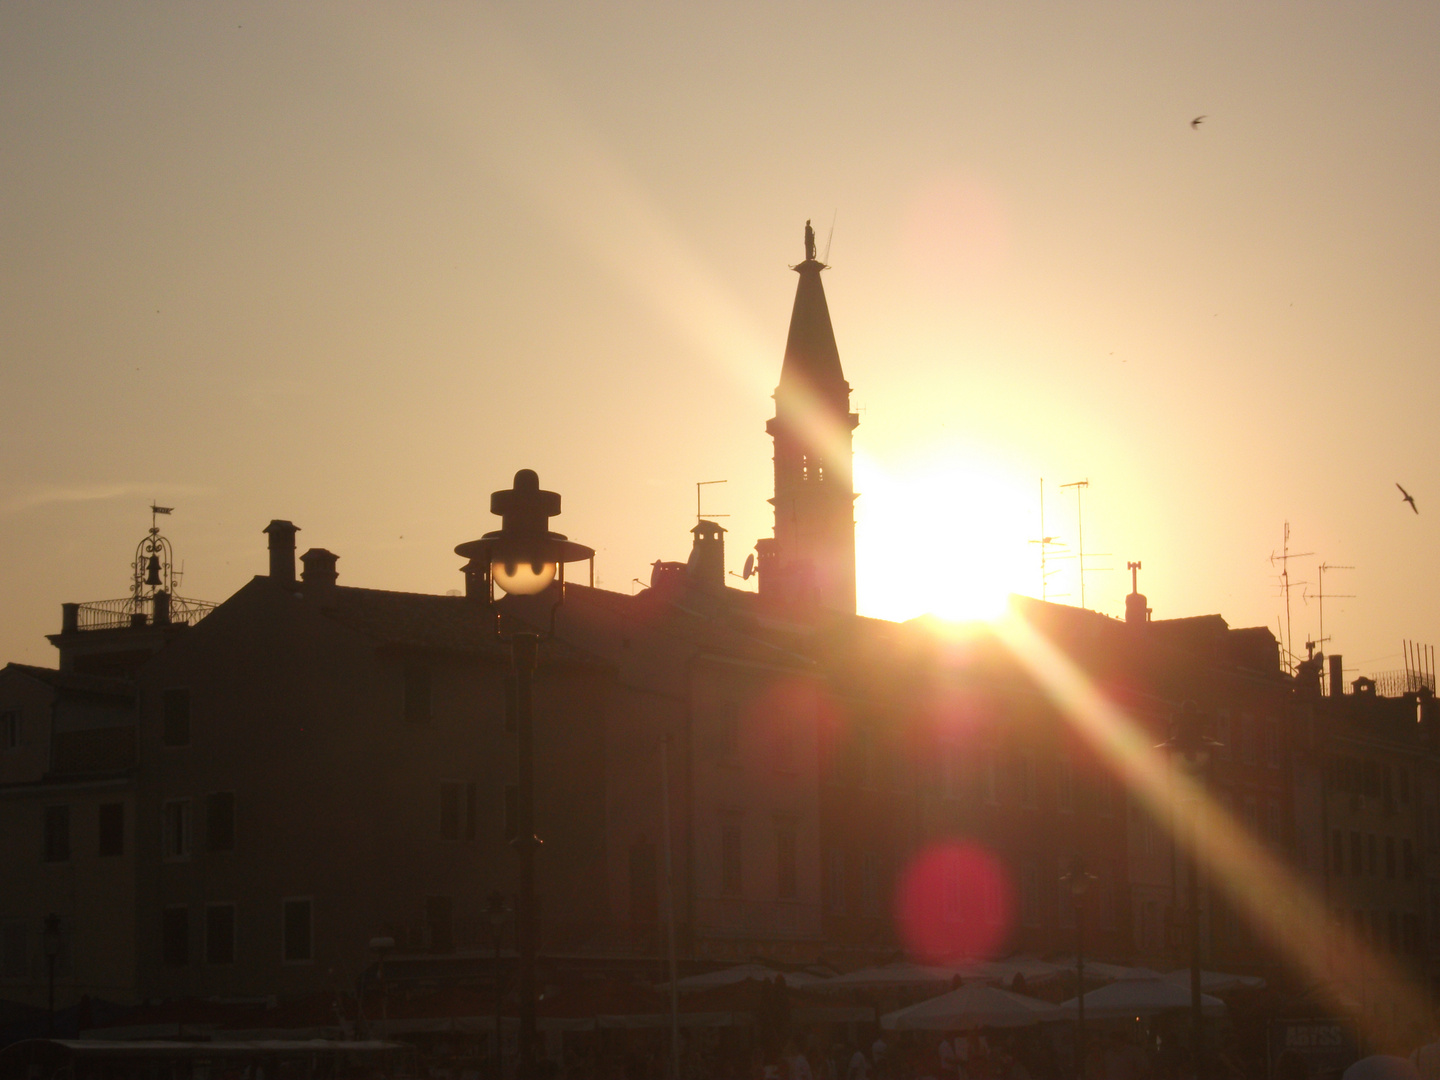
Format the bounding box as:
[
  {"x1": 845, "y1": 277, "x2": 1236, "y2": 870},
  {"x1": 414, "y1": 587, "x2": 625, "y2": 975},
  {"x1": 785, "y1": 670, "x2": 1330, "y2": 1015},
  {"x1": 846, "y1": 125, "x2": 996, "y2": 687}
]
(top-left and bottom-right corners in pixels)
[
  {"x1": 1369, "y1": 670, "x2": 1436, "y2": 697},
  {"x1": 75, "y1": 596, "x2": 217, "y2": 632}
]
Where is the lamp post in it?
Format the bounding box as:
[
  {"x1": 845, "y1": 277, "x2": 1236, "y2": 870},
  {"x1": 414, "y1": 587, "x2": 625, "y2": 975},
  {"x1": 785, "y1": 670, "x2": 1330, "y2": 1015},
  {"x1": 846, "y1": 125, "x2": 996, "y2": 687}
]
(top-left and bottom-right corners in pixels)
[
  {"x1": 42, "y1": 914, "x2": 60, "y2": 1035},
  {"x1": 1159, "y1": 702, "x2": 1220, "y2": 1080},
  {"x1": 1061, "y1": 854, "x2": 1096, "y2": 1080},
  {"x1": 486, "y1": 892, "x2": 511, "y2": 1080},
  {"x1": 456, "y1": 471, "x2": 594, "y2": 1080},
  {"x1": 368, "y1": 936, "x2": 395, "y2": 1041}
]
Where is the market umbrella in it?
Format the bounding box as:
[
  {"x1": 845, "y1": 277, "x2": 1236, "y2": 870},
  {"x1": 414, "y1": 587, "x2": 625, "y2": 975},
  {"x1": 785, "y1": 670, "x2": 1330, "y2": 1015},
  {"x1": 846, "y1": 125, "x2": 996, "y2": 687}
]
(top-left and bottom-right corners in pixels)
[
  {"x1": 882, "y1": 984, "x2": 1062, "y2": 1031},
  {"x1": 1058, "y1": 978, "x2": 1226, "y2": 1019},
  {"x1": 1342, "y1": 1056, "x2": 1421, "y2": 1080},
  {"x1": 665, "y1": 964, "x2": 827, "y2": 991},
  {"x1": 1161, "y1": 969, "x2": 1266, "y2": 993}
]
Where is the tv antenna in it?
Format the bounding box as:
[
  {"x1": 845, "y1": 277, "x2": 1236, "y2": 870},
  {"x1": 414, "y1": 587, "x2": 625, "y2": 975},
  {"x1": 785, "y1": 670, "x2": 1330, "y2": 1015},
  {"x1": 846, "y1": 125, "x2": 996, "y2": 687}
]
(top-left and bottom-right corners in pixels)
[
  {"x1": 1269, "y1": 522, "x2": 1313, "y2": 673},
  {"x1": 696, "y1": 480, "x2": 729, "y2": 522},
  {"x1": 823, "y1": 210, "x2": 837, "y2": 263},
  {"x1": 1307, "y1": 562, "x2": 1355, "y2": 688},
  {"x1": 1028, "y1": 479, "x2": 1067, "y2": 601},
  {"x1": 1059, "y1": 479, "x2": 1111, "y2": 609}
]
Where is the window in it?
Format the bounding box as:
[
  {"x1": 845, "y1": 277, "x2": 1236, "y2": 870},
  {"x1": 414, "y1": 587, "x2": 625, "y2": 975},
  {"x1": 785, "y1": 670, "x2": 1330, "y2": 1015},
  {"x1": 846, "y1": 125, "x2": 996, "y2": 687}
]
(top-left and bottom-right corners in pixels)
[
  {"x1": 1, "y1": 922, "x2": 26, "y2": 978},
  {"x1": 716, "y1": 710, "x2": 739, "y2": 761},
  {"x1": 403, "y1": 662, "x2": 431, "y2": 722},
  {"x1": 1265, "y1": 720, "x2": 1281, "y2": 768},
  {"x1": 1332, "y1": 830, "x2": 1344, "y2": 875},
  {"x1": 1265, "y1": 798, "x2": 1282, "y2": 846},
  {"x1": 1401, "y1": 769, "x2": 1412, "y2": 806},
  {"x1": 162, "y1": 907, "x2": 189, "y2": 966},
  {"x1": 465, "y1": 782, "x2": 477, "y2": 841},
  {"x1": 1405, "y1": 839, "x2": 1416, "y2": 881},
  {"x1": 282, "y1": 899, "x2": 312, "y2": 962},
  {"x1": 425, "y1": 895, "x2": 453, "y2": 953},
  {"x1": 1098, "y1": 775, "x2": 1118, "y2": 818},
  {"x1": 1386, "y1": 837, "x2": 1397, "y2": 879},
  {"x1": 773, "y1": 725, "x2": 797, "y2": 774},
  {"x1": 1351, "y1": 833, "x2": 1362, "y2": 877},
  {"x1": 206, "y1": 793, "x2": 235, "y2": 852},
  {"x1": 162, "y1": 688, "x2": 190, "y2": 746},
  {"x1": 98, "y1": 803, "x2": 124, "y2": 857},
  {"x1": 776, "y1": 824, "x2": 797, "y2": 900},
  {"x1": 1, "y1": 709, "x2": 17, "y2": 749},
  {"x1": 826, "y1": 847, "x2": 846, "y2": 913},
  {"x1": 43, "y1": 806, "x2": 70, "y2": 862},
  {"x1": 721, "y1": 819, "x2": 742, "y2": 896},
  {"x1": 1018, "y1": 753, "x2": 1038, "y2": 808},
  {"x1": 1214, "y1": 711, "x2": 1232, "y2": 759},
  {"x1": 162, "y1": 800, "x2": 191, "y2": 859},
  {"x1": 1057, "y1": 859, "x2": 1076, "y2": 929},
  {"x1": 1368, "y1": 834, "x2": 1378, "y2": 876},
  {"x1": 206, "y1": 905, "x2": 235, "y2": 965},
  {"x1": 1239, "y1": 716, "x2": 1256, "y2": 765}
]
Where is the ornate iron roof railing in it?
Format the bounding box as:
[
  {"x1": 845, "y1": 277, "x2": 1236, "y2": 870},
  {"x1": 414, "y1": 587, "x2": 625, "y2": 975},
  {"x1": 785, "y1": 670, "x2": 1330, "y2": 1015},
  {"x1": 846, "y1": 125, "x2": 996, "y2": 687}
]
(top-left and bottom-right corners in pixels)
[
  {"x1": 1369, "y1": 669, "x2": 1436, "y2": 697},
  {"x1": 75, "y1": 596, "x2": 217, "y2": 632}
]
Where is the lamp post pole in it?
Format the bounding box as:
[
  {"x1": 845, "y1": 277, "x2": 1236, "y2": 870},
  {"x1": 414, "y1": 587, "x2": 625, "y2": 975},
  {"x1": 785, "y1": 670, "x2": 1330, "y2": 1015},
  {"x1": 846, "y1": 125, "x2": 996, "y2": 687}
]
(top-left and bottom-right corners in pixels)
[
  {"x1": 486, "y1": 892, "x2": 510, "y2": 1080},
  {"x1": 512, "y1": 632, "x2": 540, "y2": 1080},
  {"x1": 1063, "y1": 855, "x2": 1095, "y2": 1080},
  {"x1": 43, "y1": 914, "x2": 60, "y2": 1036},
  {"x1": 1189, "y1": 834, "x2": 1202, "y2": 1080},
  {"x1": 368, "y1": 936, "x2": 394, "y2": 1043}
]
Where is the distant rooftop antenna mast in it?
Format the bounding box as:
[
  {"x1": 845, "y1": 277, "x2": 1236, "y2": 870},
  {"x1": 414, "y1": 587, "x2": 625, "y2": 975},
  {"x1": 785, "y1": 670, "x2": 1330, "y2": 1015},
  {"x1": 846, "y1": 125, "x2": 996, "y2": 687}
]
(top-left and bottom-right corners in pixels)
[
  {"x1": 823, "y1": 210, "x2": 837, "y2": 263},
  {"x1": 1029, "y1": 479, "x2": 1066, "y2": 601},
  {"x1": 1313, "y1": 561, "x2": 1355, "y2": 685},
  {"x1": 1269, "y1": 522, "x2": 1313, "y2": 674},
  {"x1": 1059, "y1": 480, "x2": 1113, "y2": 609},
  {"x1": 696, "y1": 480, "x2": 729, "y2": 523}
]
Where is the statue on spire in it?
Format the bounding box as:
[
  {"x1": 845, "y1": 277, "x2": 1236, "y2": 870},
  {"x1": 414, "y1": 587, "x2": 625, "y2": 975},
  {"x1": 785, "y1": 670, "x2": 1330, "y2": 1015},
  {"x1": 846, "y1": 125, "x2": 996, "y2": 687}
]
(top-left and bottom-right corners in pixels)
[{"x1": 804, "y1": 219, "x2": 816, "y2": 262}]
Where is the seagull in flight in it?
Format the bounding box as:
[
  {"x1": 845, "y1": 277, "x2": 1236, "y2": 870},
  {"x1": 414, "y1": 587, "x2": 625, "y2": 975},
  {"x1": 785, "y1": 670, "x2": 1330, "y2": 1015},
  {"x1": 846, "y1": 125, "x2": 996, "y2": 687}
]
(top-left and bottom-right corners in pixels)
[
  {"x1": 1191, "y1": 115, "x2": 1206, "y2": 129},
  {"x1": 1397, "y1": 483, "x2": 1419, "y2": 514}
]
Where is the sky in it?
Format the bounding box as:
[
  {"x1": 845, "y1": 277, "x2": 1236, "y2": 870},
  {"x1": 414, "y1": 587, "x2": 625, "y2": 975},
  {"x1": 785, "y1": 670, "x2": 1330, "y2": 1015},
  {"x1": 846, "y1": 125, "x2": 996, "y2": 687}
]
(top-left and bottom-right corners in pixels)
[{"x1": 2, "y1": 3, "x2": 1438, "y2": 682}]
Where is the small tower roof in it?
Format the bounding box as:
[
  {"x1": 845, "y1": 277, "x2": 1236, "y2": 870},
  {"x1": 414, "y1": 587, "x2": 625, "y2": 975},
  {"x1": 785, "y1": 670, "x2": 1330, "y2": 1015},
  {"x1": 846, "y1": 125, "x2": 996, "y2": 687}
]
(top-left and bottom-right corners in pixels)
[{"x1": 778, "y1": 223, "x2": 846, "y2": 394}]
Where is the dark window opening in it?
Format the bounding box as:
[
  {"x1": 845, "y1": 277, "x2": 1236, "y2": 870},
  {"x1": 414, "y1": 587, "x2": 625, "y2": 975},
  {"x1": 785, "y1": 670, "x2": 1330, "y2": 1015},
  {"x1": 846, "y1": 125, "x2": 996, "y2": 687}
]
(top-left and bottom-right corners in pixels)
[
  {"x1": 503, "y1": 785, "x2": 518, "y2": 842},
  {"x1": 283, "y1": 899, "x2": 312, "y2": 962},
  {"x1": 465, "y1": 782, "x2": 477, "y2": 841},
  {"x1": 440, "y1": 782, "x2": 461, "y2": 840},
  {"x1": 206, "y1": 793, "x2": 235, "y2": 852},
  {"x1": 98, "y1": 803, "x2": 124, "y2": 857},
  {"x1": 206, "y1": 905, "x2": 235, "y2": 965},
  {"x1": 162, "y1": 688, "x2": 190, "y2": 746},
  {"x1": 721, "y1": 821, "x2": 742, "y2": 896},
  {"x1": 776, "y1": 826, "x2": 797, "y2": 900},
  {"x1": 403, "y1": 663, "x2": 431, "y2": 722},
  {"x1": 162, "y1": 907, "x2": 189, "y2": 966},
  {"x1": 425, "y1": 895, "x2": 453, "y2": 953},
  {"x1": 43, "y1": 806, "x2": 70, "y2": 863}
]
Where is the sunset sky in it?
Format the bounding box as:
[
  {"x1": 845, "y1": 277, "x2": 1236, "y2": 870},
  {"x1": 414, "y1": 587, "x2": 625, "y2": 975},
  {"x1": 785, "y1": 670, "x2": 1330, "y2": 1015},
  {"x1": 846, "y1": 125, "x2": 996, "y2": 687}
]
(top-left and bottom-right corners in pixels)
[{"x1": 3, "y1": 4, "x2": 1438, "y2": 681}]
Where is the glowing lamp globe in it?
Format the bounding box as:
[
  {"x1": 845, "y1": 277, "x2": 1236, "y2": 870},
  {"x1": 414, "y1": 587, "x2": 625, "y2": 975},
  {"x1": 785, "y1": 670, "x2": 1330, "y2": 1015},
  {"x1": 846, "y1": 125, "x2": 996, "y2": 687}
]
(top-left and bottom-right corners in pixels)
[{"x1": 455, "y1": 469, "x2": 594, "y2": 602}]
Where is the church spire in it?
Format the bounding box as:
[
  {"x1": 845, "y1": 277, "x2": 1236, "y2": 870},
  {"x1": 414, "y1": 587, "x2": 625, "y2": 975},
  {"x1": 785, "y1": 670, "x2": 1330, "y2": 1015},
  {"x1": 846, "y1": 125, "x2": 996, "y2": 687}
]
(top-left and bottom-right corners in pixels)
[{"x1": 757, "y1": 223, "x2": 859, "y2": 614}]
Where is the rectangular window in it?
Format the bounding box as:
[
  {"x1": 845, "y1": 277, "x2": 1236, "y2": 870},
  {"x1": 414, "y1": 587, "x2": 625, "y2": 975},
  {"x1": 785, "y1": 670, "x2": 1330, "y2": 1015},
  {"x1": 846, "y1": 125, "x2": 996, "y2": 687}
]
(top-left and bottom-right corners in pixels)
[
  {"x1": 1332, "y1": 830, "x2": 1344, "y2": 875},
  {"x1": 206, "y1": 793, "x2": 235, "y2": 852},
  {"x1": 425, "y1": 895, "x2": 453, "y2": 953},
  {"x1": 1265, "y1": 798, "x2": 1282, "y2": 845},
  {"x1": 1240, "y1": 716, "x2": 1256, "y2": 765},
  {"x1": 43, "y1": 806, "x2": 70, "y2": 862},
  {"x1": 282, "y1": 898, "x2": 312, "y2": 962},
  {"x1": 162, "y1": 688, "x2": 190, "y2": 746},
  {"x1": 826, "y1": 847, "x2": 846, "y2": 913},
  {"x1": 162, "y1": 907, "x2": 189, "y2": 966},
  {"x1": 716, "y1": 710, "x2": 739, "y2": 761},
  {"x1": 1266, "y1": 720, "x2": 1281, "y2": 768},
  {"x1": 1019, "y1": 753, "x2": 1038, "y2": 808},
  {"x1": 98, "y1": 803, "x2": 124, "y2": 857},
  {"x1": 776, "y1": 825, "x2": 797, "y2": 900},
  {"x1": 1405, "y1": 839, "x2": 1416, "y2": 881},
  {"x1": 1, "y1": 922, "x2": 26, "y2": 978},
  {"x1": 1057, "y1": 859, "x2": 1076, "y2": 929},
  {"x1": 1020, "y1": 861, "x2": 1042, "y2": 927},
  {"x1": 403, "y1": 662, "x2": 431, "y2": 722},
  {"x1": 721, "y1": 820, "x2": 742, "y2": 896},
  {"x1": 1368, "y1": 834, "x2": 1378, "y2": 876},
  {"x1": 1, "y1": 709, "x2": 17, "y2": 749},
  {"x1": 440, "y1": 782, "x2": 461, "y2": 841},
  {"x1": 206, "y1": 905, "x2": 235, "y2": 965},
  {"x1": 465, "y1": 782, "x2": 477, "y2": 841},
  {"x1": 162, "y1": 800, "x2": 191, "y2": 859},
  {"x1": 1351, "y1": 833, "x2": 1363, "y2": 877},
  {"x1": 1214, "y1": 711, "x2": 1232, "y2": 759},
  {"x1": 1386, "y1": 837, "x2": 1397, "y2": 879},
  {"x1": 1401, "y1": 769, "x2": 1412, "y2": 806}
]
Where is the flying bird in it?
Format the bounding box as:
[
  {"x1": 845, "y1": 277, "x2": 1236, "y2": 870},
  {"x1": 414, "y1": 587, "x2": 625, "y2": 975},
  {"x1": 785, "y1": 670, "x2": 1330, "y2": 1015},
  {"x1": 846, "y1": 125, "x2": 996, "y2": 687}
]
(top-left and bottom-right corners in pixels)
[
  {"x1": 1397, "y1": 483, "x2": 1418, "y2": 514},
  {"x1": 1191, "y1": 115, "x2": 1206, "y2": 129}
]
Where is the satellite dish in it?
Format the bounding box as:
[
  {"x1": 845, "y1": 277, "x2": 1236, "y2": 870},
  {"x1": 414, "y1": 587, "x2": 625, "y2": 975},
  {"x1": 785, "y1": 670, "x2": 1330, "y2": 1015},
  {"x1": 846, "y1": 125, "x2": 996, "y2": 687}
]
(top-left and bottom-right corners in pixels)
[{"x1": 742, "y1": 553, "x2": 755, "y2": 581}]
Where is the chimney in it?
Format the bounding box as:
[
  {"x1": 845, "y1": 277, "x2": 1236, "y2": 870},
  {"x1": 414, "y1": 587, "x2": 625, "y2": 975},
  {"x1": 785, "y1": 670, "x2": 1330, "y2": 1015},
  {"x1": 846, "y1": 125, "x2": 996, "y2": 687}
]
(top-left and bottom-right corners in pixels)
[
  {"x1": 686, "y1": 521, "x2": 727, "y2": 592},
  {"x1": 61, "y1": 602, "x2": 79, "y2": 635},
  {"x1": 300, "y1": 548, "x2": 339, "y2": 594},
  {"x1": 1125, "y1": 560, "x2": 1149, "y2": 626},
  {"x1": 152, "y1": 590, "x2": 171, "y2": 626},
  {"x1": 263, "y1": 520, "x2": 299, "y2": 585},
  {"x1": 1329, "y1": 654, "x2": 1344, "y2": 697}
]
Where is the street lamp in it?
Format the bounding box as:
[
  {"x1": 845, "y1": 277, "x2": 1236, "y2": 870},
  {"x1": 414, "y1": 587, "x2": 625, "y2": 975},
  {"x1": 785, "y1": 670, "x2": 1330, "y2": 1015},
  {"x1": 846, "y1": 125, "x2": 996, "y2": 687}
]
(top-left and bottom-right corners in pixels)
[
  {"x1": 42, "y1": 914, "x2": 60, "y2": 1035},
  {"x1": 486, "y1": 892, "x2": 511, "y2": 1080},
  {"x1": 456, "y1": 471, "x2": 594, "y2": 1080},
  {"x1": 1061, "y1": 854, "x2": 1096, "y2": 1080},
  {"x1": 1159, "y1": 702, "x2": 1221, "y2": 1080},
  {"x1": 368, "y1": 936, "x2": 395, "y2": 1041}
]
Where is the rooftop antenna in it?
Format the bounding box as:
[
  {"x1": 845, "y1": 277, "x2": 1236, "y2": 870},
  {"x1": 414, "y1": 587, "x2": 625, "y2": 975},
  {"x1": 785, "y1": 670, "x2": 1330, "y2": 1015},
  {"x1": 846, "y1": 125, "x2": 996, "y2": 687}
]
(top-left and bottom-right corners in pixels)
[
  {"x1": 822, "y1": 210, "x2": 837, "y2": 263},
  {"x1": 696, "y1": 480, "x2": 729, "y2": 523},
  {"x1": 1059, "y1": 480, "x2": 1111, "y2": 609},
  {"x1": 1029, "y1": 479, "x2": 1066, "y2": 601},
  {"x1": 1310, "y1": 562, "x2": 1354, "y2": 691},
  {"x1": 1269, "y1": 522, "x2": 1313, "y2": 674}
]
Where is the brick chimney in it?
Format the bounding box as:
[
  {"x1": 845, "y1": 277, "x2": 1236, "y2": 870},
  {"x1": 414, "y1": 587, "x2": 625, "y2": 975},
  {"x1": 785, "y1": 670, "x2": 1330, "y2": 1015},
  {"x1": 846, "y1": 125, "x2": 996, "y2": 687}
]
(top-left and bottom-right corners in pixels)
[
  {"x1": 1329, "y1": 654, "x2": 1344, "y2": 697},
  {"x1": 263, "y1": 520, "x2": 299, "y2": 585},
  {"x1": 686, "y1": 521, "x2": 727, "y2": 592},
  {"x1": 300, "y1": 548, "x2": 339, "y2": 595}
]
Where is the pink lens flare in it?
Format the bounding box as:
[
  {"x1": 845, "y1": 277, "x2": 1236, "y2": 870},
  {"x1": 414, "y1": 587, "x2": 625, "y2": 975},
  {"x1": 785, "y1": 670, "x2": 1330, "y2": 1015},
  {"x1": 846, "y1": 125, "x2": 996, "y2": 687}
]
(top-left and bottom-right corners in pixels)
[{"x1": 895, "y1": 841, "x2": 1015, "y2": 964}]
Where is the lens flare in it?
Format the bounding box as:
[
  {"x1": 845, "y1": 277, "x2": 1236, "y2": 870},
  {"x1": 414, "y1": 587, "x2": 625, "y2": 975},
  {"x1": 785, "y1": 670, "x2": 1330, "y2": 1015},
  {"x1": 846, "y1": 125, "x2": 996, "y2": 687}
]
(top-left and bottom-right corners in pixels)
[{"x1": 895, "y1": 841, "x2": 1015, "y2": 964}]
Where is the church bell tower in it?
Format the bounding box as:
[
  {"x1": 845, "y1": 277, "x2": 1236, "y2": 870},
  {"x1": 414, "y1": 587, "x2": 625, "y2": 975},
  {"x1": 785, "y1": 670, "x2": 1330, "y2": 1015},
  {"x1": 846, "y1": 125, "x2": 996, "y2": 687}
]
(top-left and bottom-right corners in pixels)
[{"x1": 756, "y1": 222, "x2": 858, "y2": 613}]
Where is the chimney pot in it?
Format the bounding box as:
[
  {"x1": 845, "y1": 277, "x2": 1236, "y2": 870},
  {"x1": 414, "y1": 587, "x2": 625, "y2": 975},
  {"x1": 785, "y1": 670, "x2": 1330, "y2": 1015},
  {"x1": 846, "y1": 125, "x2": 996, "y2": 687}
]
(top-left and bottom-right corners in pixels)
[
  {"x1": 300, "y1": 548, "x2": 339, "y2": 593},
  {"x1": 263, "y1": 520, "x2": 299, "y2": 585},
  {"x1": 61, "y1": 602, "x2": 79, "y2": 635}
]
